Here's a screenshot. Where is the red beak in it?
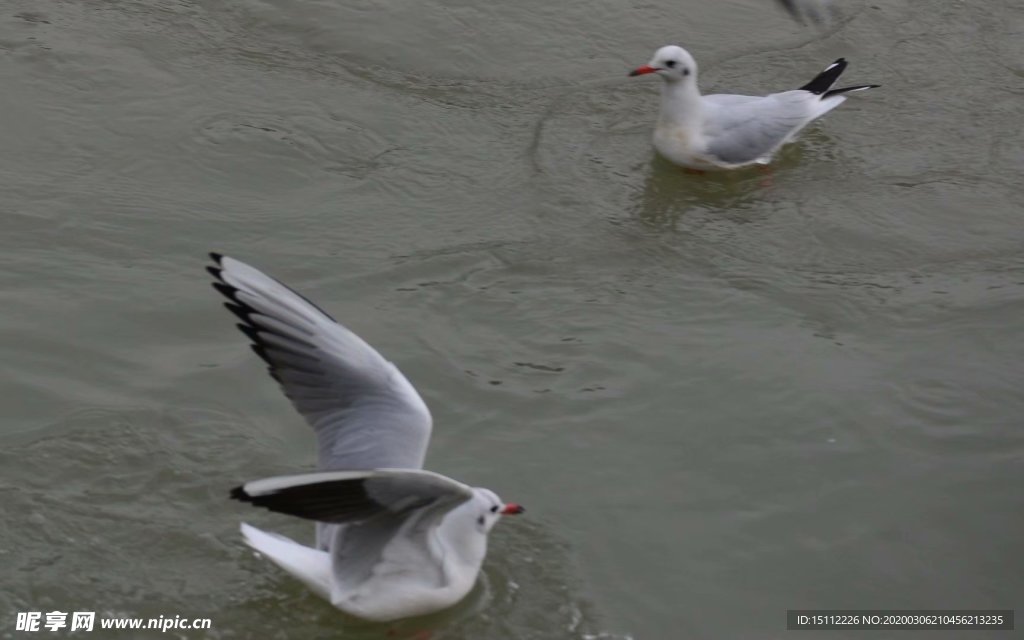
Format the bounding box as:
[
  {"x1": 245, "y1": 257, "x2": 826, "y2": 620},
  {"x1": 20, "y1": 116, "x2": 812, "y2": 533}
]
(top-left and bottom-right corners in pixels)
[
  {"x1": 500, "y1": 503, "x2": 525, "y2": 515},
  {"x1": 629, "y1": 65, "x2": 658, "y2": 77}
]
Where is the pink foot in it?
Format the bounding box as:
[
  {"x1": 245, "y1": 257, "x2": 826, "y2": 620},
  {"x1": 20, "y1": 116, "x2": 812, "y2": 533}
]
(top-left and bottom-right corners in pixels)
[
  {"x1": 682, "y1": 167, "x2": 707, "y2": 176},
  {"x1": 756, "y1": 164, "x2": 774, "y2": 188}
]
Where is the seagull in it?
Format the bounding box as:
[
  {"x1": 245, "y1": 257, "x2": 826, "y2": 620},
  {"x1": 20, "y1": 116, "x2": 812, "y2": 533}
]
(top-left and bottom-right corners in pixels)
[
  {"x1": 207, "y1": 253, "x2": 524, "y2": 622},
  {"x1": 775, "y1": 0, "x2": 837, "y2": 24},
  {"x1": 629, "y1": 45, "x2": 878, "y2": 171}
]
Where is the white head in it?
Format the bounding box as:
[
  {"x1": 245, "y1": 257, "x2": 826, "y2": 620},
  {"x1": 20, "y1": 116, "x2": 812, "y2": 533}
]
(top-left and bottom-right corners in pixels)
[
  {"x1": 469, "y1": 487, "x2": 524, "y2": 534},
  {"x1": 629, "y1": 45, "x2": 699, "y2": 84}
]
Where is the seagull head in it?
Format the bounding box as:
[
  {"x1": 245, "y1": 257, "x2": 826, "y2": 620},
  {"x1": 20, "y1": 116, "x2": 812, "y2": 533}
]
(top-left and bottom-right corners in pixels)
[
  {"x1": 629, "y1": 45, "x2": 698, "y2": 84},
  {"x1": 471, "y1": 488, "x2": 525, "y2": 533}
]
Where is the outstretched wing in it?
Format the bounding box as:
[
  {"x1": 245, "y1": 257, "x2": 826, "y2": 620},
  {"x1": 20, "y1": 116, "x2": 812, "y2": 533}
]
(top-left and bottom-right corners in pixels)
[{"x1": 209, "y1": 254, "x2": 432, "y2": 471}]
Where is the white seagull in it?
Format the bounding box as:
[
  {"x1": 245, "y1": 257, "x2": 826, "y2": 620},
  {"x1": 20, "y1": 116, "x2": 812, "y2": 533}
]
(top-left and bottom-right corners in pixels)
[
  {"x1": 208, "y1": 253, "x2": 524, "y2": 622},
  {"x1": 629, "y1": 46, "x2": 879, "y2": 171}
]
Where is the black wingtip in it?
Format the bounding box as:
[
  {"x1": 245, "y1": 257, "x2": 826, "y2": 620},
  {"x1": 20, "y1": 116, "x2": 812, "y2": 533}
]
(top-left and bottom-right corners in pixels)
[
  {"x1": 224, "y1": 302, "x2": 252, "y2": 325},
  {"x1": 799, "y1": 57, "x2": 849, "y2": 95},
  {"x1": 822, "y1": 83, "x2": 881, "y2": 99},
  {"x1": 210, "y1": 252, "x2": 225, "y2": 264},
  {"x1": 237, "y1": 322, "x2": 263, "y2": 345},
  {"x1": 250, "y1": 344, "x2": 274, "y2": 367},
  {"x1": 224, "y1": 476, "x2": 386, "y2": 523},
  {"x1": 213, "y1": 282, "x2": 241, "y2": 304}
]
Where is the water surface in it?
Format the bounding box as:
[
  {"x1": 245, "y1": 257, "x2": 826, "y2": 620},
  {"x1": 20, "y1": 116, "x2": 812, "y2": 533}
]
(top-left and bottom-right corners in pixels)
[{"x1": 2, "y1": 0, "x2": 1022, "y2": 638}]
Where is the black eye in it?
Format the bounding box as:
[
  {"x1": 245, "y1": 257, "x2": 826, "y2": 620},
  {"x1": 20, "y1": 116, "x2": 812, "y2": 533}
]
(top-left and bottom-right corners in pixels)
[
  {"x1": 682, "y1": 67, "x2": 690, "y2": 76},
  {"x1": 490, "y1": 505, "x2": 499, "y2": 513},
  {"x1": 665, "y1": 60, "x2": 676, "y2": 68},
  {"x1": 477, "y1": 516, "x2": 485, "y2": 526}
]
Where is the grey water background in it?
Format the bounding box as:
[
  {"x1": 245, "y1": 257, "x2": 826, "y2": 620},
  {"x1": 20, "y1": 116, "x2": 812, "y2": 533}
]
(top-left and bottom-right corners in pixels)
[{"x1": 2, "y1": 0, "x2": 1022, "y2": 638}]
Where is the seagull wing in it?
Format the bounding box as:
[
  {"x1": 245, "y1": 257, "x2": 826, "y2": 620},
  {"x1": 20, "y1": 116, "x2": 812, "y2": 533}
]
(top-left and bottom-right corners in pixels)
[
  {"x1": 701, "y1": 92, "x2": 816, "y2": 166},
  {"x1": 209, "y1": 254, "x2": 433, "y2": 471},
  {"x1": 231, "y1": 468, "x2": 473, "y2": 523}
]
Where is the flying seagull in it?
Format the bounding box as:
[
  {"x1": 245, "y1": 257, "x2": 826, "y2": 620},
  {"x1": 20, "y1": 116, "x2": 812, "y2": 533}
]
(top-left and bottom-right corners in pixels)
[{"x1": 208, "y1": 254, "x2": 524, "y2": 622}]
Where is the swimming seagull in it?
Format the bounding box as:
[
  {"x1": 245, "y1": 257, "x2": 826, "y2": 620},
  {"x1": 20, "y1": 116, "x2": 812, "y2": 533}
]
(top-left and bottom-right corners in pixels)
[
  {"x1": 629, "y1": 46, "x2": 879, "y2": 171},
  {"x1": 207, "y1": 253, "x2": 524, "y2": 622}
]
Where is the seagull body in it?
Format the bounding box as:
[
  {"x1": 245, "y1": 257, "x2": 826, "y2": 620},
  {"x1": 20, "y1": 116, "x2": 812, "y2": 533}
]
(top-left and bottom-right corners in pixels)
[
  {"x1": 208, "y1": 254, "x2": 523, "y2": 622},
  {"x1": 630, "y1": 46, "x2": 878, "y2": 170}
]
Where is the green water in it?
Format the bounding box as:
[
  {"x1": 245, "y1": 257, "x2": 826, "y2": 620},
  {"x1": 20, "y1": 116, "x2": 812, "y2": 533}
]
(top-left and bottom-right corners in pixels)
[{"x1": 2, "y1": 0, "x2": 1022, "y2": 638}]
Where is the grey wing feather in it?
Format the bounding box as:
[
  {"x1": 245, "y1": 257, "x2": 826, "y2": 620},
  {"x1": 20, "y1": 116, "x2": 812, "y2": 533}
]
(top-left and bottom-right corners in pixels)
[
  {"x1": 703, "y1": 94, "x2": 763, "y2": 108},
  {"x1": 702, "y1": 92, "x2": 814, "y2": 165},
  {"x1": 325, "y1": 500, "x2": 453, "y2": 595},
  {"x1": 209, "y1": 255, "x2": 433, "y2": 470},
  {"x1": 326, "y1": 511, "x2": 413, "y2": 590}
]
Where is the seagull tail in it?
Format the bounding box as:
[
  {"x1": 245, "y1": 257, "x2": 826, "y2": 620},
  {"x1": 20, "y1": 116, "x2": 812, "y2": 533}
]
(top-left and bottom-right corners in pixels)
[
  {"x1": 799, "y1": 58, "x2": 848, "y2": 95},
  {"x1": 239, "y1": 522, "x2": 332, "y2": 600}
]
